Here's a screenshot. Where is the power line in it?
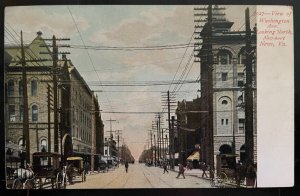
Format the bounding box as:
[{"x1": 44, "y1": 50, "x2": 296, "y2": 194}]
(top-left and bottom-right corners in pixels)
[
  {"x1": 69, "y1": 43, "x2": 193, "y2": 51},
  {"x1": 67, "y1": 6, "x2": 116, "y2": 120}
]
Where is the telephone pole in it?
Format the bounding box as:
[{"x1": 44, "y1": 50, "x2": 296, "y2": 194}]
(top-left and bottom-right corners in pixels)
[
  {"x1": 20, "y1": 31, "x2": 30, "y2": 164},
  {"x1": 161, "y1": 91, "x2": 176, "y2": 166},
  {"x1": 47, "y1": 84, "x2": 53, "y2": 152},
  {"x1": 91, "y1": 91, "x2": 95, "y2": 172},
  {"x1": 115, "y1": 129, "x2": 122, "y2": 166},
  {"x1": 41, "y1": 35, "x2": 70, "y2": 154},
  {"x1": 207, "y1": 4, "x2": 214, "y2": 172},
  {"x1": 244, "y1": 7, "x2": 254, "y2": 167},
  {"x1": 170, "y1": 116, "x2": 175, "y2": 169},
  {"x1": 106, "y1": 118, "x2": 117, "y2": 139}
]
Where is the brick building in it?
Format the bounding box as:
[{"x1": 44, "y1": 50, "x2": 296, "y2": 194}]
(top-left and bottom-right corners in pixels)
[
  {"x1": 197, "y1": 6, "x2": 257, "y2": 165},
  {"x1": 5, "y1": 32, "x2": 104, "y2": 164}
]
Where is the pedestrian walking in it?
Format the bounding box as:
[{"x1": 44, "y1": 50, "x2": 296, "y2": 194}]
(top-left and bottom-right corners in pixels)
[
  {"x1": 201, "y1": 162, "x2": 208, "y2": 178},
  {"x1": 163, "y1": 161, "x2": 169, "y2": 174},
  {"x1": 176, "y1": 163, "x2": 185, "y2": 179},
  {"x1": 125, "y1": 161, "x2": 129, "y2": 173}
]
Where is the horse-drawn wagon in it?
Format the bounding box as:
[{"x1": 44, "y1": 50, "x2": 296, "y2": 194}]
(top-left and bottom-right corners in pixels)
[
  {"x1": 6, "y1": 155, "x2": 34, "y2": 189},
  {"x1": 66, "y1": 156, "x2": 86, "y2": 183},
  {"x1": 32, "y1": 152, "x2": 66, "y2": 189},
  {"x1": 215, "y1": 153, "x2": 247, "y2": 187}
]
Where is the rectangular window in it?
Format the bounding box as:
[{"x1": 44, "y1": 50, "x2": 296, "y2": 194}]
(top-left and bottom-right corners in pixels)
[
  {"x1": 9, "y1": 105, "x2": 15, "y2": 122},
  {"x1": 222, "y1": 73, "x2": 228, "y2": 81},
  {"x1": 238, "y1": 80, "x2": 244, "y2": 87},
  {"x1": 105, "y1": 149, "x2": 107, "y2": 155},
  {"x1": 239, "y1": 119, "x2": 245, "y2": 134},
  {"x1": 238, "y1": 73, "x2": 244, "y2": 87},
  {"x1": 8, "y1": 81, "x2": 14, "y2": 97}
]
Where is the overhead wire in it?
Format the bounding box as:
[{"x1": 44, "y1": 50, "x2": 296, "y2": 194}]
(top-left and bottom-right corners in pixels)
[{"x1": 67, "y1": 6, "x2": 117, "y2": 121}]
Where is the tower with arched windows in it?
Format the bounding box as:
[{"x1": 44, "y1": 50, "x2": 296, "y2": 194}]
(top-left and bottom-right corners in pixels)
[{"x1": 198, "y1": 6, "x2": 257, "y2": 165}]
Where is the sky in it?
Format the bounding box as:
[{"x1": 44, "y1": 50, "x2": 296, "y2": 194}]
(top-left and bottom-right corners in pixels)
[{"x1": 5, "y1": 5, "x2": 256, "y2": 160}]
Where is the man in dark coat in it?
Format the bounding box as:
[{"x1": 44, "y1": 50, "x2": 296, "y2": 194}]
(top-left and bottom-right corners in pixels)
[
  {"x1": 125, "y1": 161, "x2": 129, "y2": 173},
  {"x1": 163, "y1": 161, "x2": 169, "y2": 174},
  {"x1": 176, "y1": 163, "x2": 185, "y2": 179}
]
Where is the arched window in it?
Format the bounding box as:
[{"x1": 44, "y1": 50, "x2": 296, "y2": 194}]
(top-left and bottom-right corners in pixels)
[
  {"x1": 19, "y1": 80, "x2": 23, "y2": 97},
  {"x1": 40, "y1": 139, "x2": 47, "y2": 152},
  {"x1": 18, "y1": 138, "x2": 23, "y2": 147},
  {"x1": 31, "y1": 79, "x2": 38, "y2": 96},
  {"x1": 221, "y1": 100, "x2": 228, "y2": 105},
  {"x1": 8, "y1": 80, "x2": 14, "y2": 97},
  {"x1": 218, "y1": 50, "x2": 232, "y2": 65},
  {"x1": 32, "y1": 105, "x2": 38, "y2": 122}
]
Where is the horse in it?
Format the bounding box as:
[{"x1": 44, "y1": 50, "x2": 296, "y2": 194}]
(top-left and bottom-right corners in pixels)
[
  {"x1": 12, "y1": 168, "x2": 35, "y2": 189},
  {"x1": 14, "y1": 168, "x2": 34, "y2": 180},
  {"x1": 234, "y1": 163, "x2": 247, "y2": 187}
]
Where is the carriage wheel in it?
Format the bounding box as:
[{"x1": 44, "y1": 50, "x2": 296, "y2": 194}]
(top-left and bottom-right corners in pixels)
[
  {"x1": 82, "y1": 173, "x2": 86, "y2": 182},
  {"x1": 24, "y1": 178, "x2": 35, "y2": 189},
  {"x1": 12, "y1": 179, "x2": 23, "y2": 189},
  {"x1": 209, "y1": 169, "x2": 215, "y2": 187},
  {"x1": 56, "y1": 172, "x2": 66, "y2": 189},
  {"x1": 62, "y1": 174, "x2": 67, "y2": 189},
  {"x1": 217, "y1": 172, "x2": 228, "y2": 188}
]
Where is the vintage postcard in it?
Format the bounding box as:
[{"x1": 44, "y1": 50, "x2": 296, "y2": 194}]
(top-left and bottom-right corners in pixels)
[{"x1": 3, "y1": 3, "x2": 294, "y2": 189}]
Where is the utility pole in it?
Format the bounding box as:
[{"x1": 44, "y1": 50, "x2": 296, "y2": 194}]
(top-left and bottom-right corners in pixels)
[
  {"x1": 244, "y1": 7, "x2": 254, "y2": 167},
  {"x1": 52, "y1": 35, "x2": 59, "y2": 153},
  {"x1": 156, "y1": 120, "x2": 160, "y2": 160},
  {"x1": 153, "y1": 134, "x2": 156, "y2": 164},
  {"x1": 106, "y1": 118, "x2": 116, "y2": 139},
  {"x1": 165, "y1": 134, "x2": 168, "y2": 160},
  {"x1": 106, "y1": 118, "x2": 116, "y2": 160},
  {"x1": 91, "y1": 91, "x2": 95, "y2": 172},
  {"x1": 47, "y1": 84, "x2": 53, "y2": 152},
  {"x1": 170, "y1": 116, "x2": 175, "y2": 169},
  {"x1": 115, "y1": 129, "x2": 122, "y2": 166},
  {"x1": 206, "y1": 4, "x2": 215, "y2": 171},
  {"x1": 41, "y1": 36, "x2": 70, "y2": 155},
  {"x1": 36, "y1": 124, "x2": 39, "y2": 152},
  {"x1": 161, "y1": 91, "x2": 176, "y2": 163},
  {"x1": 20, "y1": 31, "x2": 30, "y2": 164},
  {"x1": 150, "y1": 130, "x2": 153, "y2": 163}
]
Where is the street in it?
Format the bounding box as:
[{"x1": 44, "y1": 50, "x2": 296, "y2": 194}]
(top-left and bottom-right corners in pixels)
[{"x1": 67, "y1": 163, "x2": 212, "y2": 189}]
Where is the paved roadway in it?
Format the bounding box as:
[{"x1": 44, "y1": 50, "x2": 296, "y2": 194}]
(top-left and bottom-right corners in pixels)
[{"x1": 67, "y1": 163, "x2": 212, "y2": 189}]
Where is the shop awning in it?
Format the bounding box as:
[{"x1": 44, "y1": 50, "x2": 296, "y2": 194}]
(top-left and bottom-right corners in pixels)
[{"x1": 186, "y1": 151, "x2": 200, "y2": 161}]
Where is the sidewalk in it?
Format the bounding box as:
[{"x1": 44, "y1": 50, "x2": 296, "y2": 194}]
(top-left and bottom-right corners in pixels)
[
  {"x1": 166, "y1": 166, "x2": 211, "y2": 180},
  {"x1": 164, "y1": 166, "x2": 255, "y2": 188}
]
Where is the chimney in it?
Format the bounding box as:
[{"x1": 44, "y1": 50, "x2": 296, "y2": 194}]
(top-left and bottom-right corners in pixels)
[{"x1": 37, "y1": 31, "x2": 42, "y2": 36}]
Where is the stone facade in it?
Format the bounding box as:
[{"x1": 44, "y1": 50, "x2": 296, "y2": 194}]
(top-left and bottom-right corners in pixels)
[
  {"x1": 5, "y1": 34, "x2": 55, "y2": 163},
  {"x1": 5, "y1": 32, "x2": 104, "y2": 164},
  {"x1": 197, "y1": 6, "x2": 257, "y2": 165}
]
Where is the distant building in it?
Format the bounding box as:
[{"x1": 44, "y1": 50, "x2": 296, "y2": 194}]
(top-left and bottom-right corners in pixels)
[{"x1": 176, "y1": 97, "x2": 202, "y2": 164}]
